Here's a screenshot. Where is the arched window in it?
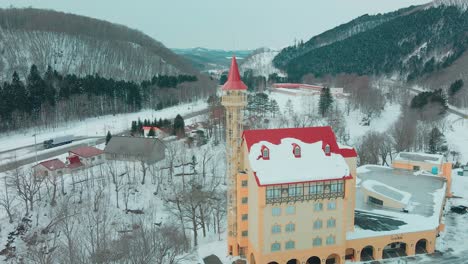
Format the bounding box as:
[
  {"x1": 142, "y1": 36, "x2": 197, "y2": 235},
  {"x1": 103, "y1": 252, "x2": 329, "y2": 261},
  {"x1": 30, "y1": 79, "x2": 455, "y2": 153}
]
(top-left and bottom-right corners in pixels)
[
  {"x1": 261, "y1": 145, "x2": 270, "y2": 160},
  {"x1": 313, "y1": 237, "x2": 322, "y2": 247},
  {"x1": 285, "y1": 223, "x2": 295, "y2": 232},
  {"x1": 271, "y1": 242, "x2": 281, "y2": 252},
  {"x1": 272, "y1": 224, "x2": 281, "y2": 234},
  {"x1": 292, "y1": 143, "x2": 301, "y2": 158},
  {"x1": 285, "y1": 240, "x2": 295, "y2": 250},
  {"x1": 313, "y1": 219, "x2": 322, "y2": 229}
]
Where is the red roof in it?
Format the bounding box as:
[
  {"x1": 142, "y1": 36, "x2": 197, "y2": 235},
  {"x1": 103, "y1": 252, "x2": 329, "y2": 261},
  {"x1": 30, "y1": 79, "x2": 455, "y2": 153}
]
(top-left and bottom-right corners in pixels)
[
  {"x1": 67, "y1": 156, "x2": 83, "y2": 169},
  {"x1": 37, "y1": 159, "x2": 66, "y2": 171},
  {"x1": 69, "y1": 146, "x2": 103, "y2": 158},
  {"x1": 222, "y1": 56, "x2": 247, "y2": 91},
  {"x1": 242, "y1": 126, "x2": 357, "y2": 158}
]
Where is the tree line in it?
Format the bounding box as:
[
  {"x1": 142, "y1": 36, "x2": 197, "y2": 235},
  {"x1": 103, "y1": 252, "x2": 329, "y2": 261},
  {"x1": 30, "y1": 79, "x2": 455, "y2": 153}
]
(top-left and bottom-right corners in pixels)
[{"x1": 0, "y1": 65, "x2": 215, "y2": 132}]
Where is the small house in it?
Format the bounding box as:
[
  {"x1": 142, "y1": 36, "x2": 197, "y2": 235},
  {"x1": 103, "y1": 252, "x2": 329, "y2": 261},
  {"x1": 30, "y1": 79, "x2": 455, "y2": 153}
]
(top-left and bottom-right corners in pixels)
[
  {"x1": 68, "y1": 146, "x2": 105, "y2": 167},
  {"x1": 104, "y1": 136, "x2": 166, "y2": 164},
  {"x1": 33, "y1": 159, "x2": 66, "y2": 178}
]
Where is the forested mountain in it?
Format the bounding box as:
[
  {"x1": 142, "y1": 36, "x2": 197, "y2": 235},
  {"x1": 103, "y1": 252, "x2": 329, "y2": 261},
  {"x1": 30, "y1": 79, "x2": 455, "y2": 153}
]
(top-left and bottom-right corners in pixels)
[
  {"x1": 172, "y1": 48, "x2": 252, "y2": 72},
  {"x1": 274, "y1": 3, "x2": 468, "y2": 82},
  {"x1": 0, "y1": 8, "x2": 198, "y2": 82}
]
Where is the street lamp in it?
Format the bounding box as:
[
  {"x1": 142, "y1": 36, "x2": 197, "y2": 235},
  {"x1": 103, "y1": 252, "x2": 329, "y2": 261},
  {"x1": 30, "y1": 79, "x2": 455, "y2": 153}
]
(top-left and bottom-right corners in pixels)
[{"x1": 32, "y1": 133, "x2": 38, "y2": 165}]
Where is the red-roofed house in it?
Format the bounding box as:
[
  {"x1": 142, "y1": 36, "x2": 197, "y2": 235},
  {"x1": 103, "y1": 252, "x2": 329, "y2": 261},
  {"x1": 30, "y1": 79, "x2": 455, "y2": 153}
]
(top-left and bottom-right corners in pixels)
[
  {"x1": 68, "y1": 146, "x2": 104, "y2": 167},
  {"x1": 33, "y1": 159, "x2": 66, "y2": 178}
]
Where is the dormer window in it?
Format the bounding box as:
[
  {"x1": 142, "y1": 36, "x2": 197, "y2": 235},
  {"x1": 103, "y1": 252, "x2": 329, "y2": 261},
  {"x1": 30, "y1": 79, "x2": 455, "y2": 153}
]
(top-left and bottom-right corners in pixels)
[
  {"x1": 261, "y1": 145, "x2": 270, "y2": 160},
  {"x1": 325, "y1": 144, "x2": 331, "y2": 156},
  {"x1": 292, "y1": 143, "x2": 301, "y2": 158}
]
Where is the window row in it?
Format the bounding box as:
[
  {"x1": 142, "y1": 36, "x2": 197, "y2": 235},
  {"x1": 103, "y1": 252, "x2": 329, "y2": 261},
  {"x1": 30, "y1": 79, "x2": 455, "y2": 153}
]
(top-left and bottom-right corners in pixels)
[
  {"x1": 266, "y1": 181, "x2": 345, "y2": 199},
  {"x1": 270, "y1": 202, "x2": 336, "y2": 217},
  {"x1": 271, "y1": 240, "x2": 296, "y2": 252},
  {"x1": 271, "y1": 236, "x2": 335, "y2": 252},
  {"x1": 272, "y1": 218, "x2": 335, "y2": 234},
  {"x1": 272, "y1": 206, "x2": 296, "y2": 216},
  {"x1": 272, "y1": 223, "x2": 296, "y2": 234},
  {"x1": 312, "y1": 235, "x2": 336, "y2": 247},
  {"x1": 313, "y1": 218, "x2": 336, "y2": 229}
]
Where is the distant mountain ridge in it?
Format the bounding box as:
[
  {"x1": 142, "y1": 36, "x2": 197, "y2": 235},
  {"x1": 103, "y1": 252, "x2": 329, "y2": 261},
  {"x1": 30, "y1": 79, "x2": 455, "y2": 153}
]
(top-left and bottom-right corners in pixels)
[
  {"x1": 274, "y1": 3, "x2": 468, "y2": 83},
  {"x1": 0, "y1": 8, "x2": 198, "y2": 81},
  {"x1": 172, "y1": 47, "x2": 253, "y2": 71}
]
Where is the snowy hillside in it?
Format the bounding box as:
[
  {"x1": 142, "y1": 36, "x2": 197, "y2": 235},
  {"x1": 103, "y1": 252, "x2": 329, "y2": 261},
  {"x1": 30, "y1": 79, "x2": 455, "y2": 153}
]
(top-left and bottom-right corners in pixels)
[
  {"x1": 240, "y1": 48, "x2": 285, "y2": 78},
  {"x1": 433, "y1": 0, "x2": 468, "y2": 10},
  {"x1": 0, "y1": 8, "x2": 197, "y2": 82},
  {"x1": 0, "y1": 29, "x2": 179, "y2": 81}
]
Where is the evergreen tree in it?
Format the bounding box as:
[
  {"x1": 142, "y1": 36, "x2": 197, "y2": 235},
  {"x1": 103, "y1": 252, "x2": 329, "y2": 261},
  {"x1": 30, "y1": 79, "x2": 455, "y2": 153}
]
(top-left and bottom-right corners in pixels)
[
  {"x1": 449, "y1": 79, "x2": 464, "y2": 96},
  {"x1": 27, "y1": 64, "x2": 46, "y2": 115},
  {"x1": 131, "y1": 121, "x2": 138, "y2": 134},
  {"x1": 428, "y1": 127, "x2": 447, "y2": 154},
  {"x1": 1, "y1": 82, "x2": 14, "y2": 121},
  {"x1": 219, "y1": 73, "x2": 228, "y2": 85},
  {"x1": 147, "y1": 127, "x2": 156, "y2": 137},
  {"x1": 173, "y1": 114, "x2": 185, "y2": 138},
  {"x1": 11, "y1": 72, "x2": 28, "y2": 113},
  {"x1": 43, "y1": 65, "x2": 57, "y2": 106},
  {"x1": 106, "y1": 131, "x2": 112, "y2": 145},
  {"x1": 319, "y1": 87, "x2": 333, "y2": 116}
]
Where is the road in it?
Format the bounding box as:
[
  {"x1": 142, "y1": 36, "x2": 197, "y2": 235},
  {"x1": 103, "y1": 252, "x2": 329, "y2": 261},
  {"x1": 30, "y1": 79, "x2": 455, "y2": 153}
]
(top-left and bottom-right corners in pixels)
[{"x1": 0, "y1": 108, "x2": 209, "y2": 173}]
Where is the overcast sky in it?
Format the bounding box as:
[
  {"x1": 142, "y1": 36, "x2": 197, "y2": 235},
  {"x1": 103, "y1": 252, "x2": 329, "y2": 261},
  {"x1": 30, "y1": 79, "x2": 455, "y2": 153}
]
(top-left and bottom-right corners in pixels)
[{"x1": 0, "y1": 0, "x2": 431, "y2": 50}]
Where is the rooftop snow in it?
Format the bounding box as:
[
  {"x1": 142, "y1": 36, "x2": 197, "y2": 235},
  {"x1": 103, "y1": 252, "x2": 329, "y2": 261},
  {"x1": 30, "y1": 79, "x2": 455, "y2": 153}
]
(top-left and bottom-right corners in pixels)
[
  {"x1": 249, "y1": 138, "x2": 350, "y2": 186},
  {"x1": 361, "y1": 179, "x2": 411, "y2": 205},
  {"x1": 348, "y1": 165, "x2": 446, "y2": 240},
  {"x1": 395, "y1": 152, "x2": 443, "y2": 164}
]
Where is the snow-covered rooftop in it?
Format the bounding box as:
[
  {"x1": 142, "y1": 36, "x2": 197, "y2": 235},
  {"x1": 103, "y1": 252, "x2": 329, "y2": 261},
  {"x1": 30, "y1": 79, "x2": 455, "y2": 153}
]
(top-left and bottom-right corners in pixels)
[
  {"x1": 248, "y1": 138, "x2": 350, "y2": 186},
  {"x1": 348, "y1": 165, "x2": 446, "y2": 240},
  {"x1": 361, "y1": 179, "x2": 411, "y2": 205},
  {"x1": 394, "y1": 152, "x2": 443, "y2": 165}
]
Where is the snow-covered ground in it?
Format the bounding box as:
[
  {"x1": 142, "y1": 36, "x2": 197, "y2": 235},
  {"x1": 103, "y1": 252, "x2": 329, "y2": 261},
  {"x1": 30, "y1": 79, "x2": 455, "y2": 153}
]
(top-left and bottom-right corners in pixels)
[
  {"x1": 0, "y1": 100, "x2": 207, "y2": 153},
  {"x1": 240, "y1": 49, "x2": 285, "y2": 78}
]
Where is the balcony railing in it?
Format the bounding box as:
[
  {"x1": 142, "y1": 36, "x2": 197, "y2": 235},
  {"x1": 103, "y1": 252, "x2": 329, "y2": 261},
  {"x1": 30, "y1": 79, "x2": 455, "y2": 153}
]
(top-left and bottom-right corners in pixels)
[{"x1": 266, "y1": 191, "x2": 344, "y2": 205}]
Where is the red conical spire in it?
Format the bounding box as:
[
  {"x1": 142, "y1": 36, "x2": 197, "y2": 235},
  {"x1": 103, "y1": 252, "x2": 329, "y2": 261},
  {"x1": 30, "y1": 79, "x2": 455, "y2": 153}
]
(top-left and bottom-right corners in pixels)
[{"x1": 222, "y1": 56, "x2": 247, "y2": 91}]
